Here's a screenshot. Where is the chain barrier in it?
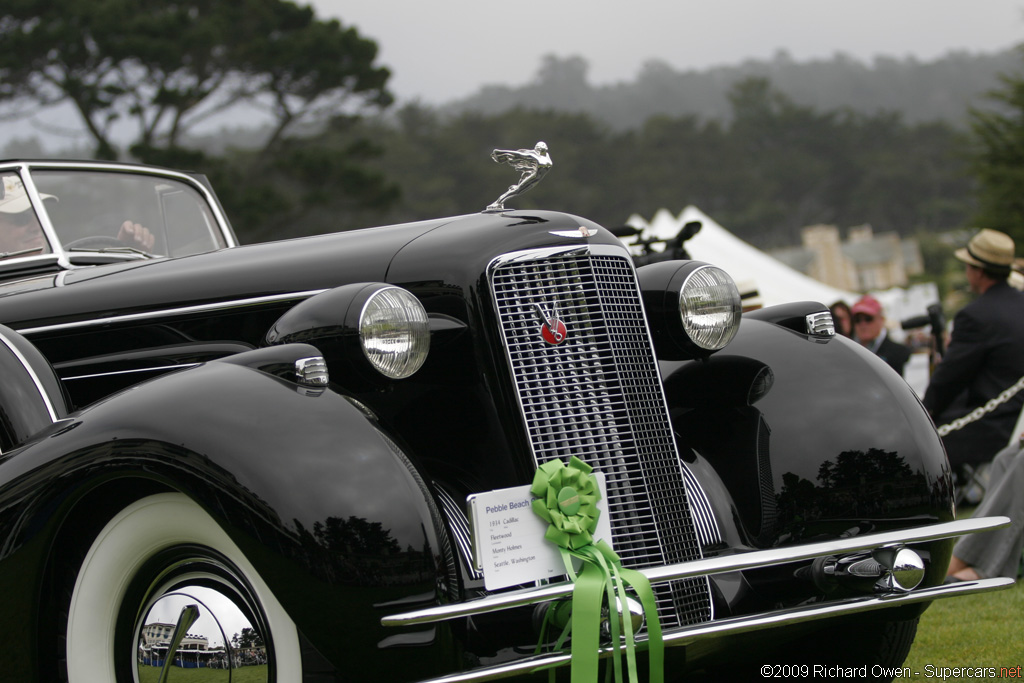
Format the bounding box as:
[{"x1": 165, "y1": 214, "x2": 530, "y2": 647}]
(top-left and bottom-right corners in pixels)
[{"x1": 936, "y1": 374, "x2": 1024, "y2": 436}]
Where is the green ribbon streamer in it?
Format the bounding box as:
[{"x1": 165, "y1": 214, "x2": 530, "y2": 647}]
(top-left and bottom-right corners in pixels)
[{"x1": 530, "y1": 456, "x2": 664, "y2": 683}]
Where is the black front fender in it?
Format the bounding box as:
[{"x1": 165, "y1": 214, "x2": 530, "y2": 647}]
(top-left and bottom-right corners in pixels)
[
  {"x1": 0, "y1": 345, "x2": 454, "y2": 678},
  {"x1": 663, "y1": 317, "x2": 954, "y2": 550}
]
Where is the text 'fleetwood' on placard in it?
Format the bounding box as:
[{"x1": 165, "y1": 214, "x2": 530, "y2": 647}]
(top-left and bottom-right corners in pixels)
[{"x1": 467, "y1": 473, "x2": 610, "y2": 591}]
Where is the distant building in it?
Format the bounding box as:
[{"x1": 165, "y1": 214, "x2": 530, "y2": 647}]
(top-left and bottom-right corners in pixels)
[
  {"x1": 140, "y1": 621, "x2": 209, "y2": 650},
  {"x1": 139, "y1": 622, "x2": 213, "y2": 668},
  {"x1": 771, "y1": 224, "x2": 923, "y2": 292}
]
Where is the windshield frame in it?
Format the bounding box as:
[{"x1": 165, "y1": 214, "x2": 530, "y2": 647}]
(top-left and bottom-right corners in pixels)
[{"x1": 0, "y1": 160, "x2": 238, "y2": 270}]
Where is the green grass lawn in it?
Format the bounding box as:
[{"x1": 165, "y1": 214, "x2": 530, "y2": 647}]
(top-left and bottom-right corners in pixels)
[
  {"x1": 895, "y1": 566, "x2": 1024, "y2": 681},
  {"x1": 137, "y1": 664, "x2": 268, "y2": 682}
]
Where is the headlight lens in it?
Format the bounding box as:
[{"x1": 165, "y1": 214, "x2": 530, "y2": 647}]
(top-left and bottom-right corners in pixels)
[
  {"x1": 678, "y1": 265, "x2": 741, "y2": 351},
  {"x1": 359, "y1": 287, "x2": 430, "y2": 379}
]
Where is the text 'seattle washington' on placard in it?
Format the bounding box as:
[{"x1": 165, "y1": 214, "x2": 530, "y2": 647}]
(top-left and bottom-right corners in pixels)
[{"x1": 468, "y1": 473, "x2": 610, "y2": 591}]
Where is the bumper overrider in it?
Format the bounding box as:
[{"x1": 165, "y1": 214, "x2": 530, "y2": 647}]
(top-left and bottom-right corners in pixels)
[{"x1": 382, "y1": 516, "x2": 1012, "y2": 683}]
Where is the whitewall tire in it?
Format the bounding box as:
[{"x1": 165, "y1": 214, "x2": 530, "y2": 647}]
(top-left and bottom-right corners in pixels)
[{"x1": 65, "y1": 492, "x2": 301, "y2": 682}]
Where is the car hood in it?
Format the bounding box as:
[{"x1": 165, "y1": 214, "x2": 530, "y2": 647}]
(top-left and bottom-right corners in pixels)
[{"x1": 0, "y1": 211, "x2": 621, "y2": 332}]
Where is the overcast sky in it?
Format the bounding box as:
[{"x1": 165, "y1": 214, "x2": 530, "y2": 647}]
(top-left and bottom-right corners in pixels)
[
  {"x1": 312, "y1": 0, "x2": 1024, "y2": 103},
  {"x1": 7, "y1": 1, "x2": 1023, "y2": 151}
]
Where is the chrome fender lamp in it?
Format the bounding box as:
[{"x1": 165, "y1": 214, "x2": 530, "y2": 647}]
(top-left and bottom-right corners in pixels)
[
  {"x1": 810, "y1": 545, "x2": 926, "y2": 594},
  {"x1": 744, "y1": 301, "x2": 836, "y2": 339}
]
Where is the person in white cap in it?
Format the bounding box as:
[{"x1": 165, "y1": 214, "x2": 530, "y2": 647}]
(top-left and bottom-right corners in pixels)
[
  {"x1": 0, "y1": 172, "x2": 156, "y2": 256},
  {"x1": 0, "y1": 175, "x2": 48, "y2": 257}
]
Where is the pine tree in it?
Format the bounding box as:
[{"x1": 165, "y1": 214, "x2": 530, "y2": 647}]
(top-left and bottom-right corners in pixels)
[{"x1": 970, "y1": 48, "x2": 1024, "y2": 244}]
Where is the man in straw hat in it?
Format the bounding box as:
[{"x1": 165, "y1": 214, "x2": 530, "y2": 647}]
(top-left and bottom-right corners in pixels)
[
  {"x1": 933, "y1": 228, "x2": 1024, "y2": 583},
  {"x1": 923, "y1": 228, "x2": 1024, "y2": 476}
]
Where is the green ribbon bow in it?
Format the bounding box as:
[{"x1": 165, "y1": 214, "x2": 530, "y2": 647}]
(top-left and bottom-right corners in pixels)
[{"x1": 530, "y1": 456, "x2": 663, "y2": 683}]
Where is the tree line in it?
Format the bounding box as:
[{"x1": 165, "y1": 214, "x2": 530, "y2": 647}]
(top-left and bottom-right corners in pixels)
[
  {"x1": 445, "y1": 50, "x2": 1023, "y2": 130},
  {"x1": 3, "y1": 1, "x2": 1023, "y2": 254},
  {"x1": 335, "y1": 78, "x2": 977, "y2": 251}
]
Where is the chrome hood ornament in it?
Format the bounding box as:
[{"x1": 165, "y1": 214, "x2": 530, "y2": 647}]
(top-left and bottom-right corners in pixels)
[{"x1": 485, "y1": 141, "x2": 552, "y2": 212}]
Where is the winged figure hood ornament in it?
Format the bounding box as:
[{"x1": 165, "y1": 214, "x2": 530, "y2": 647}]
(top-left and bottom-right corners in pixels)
[{"x1": 485, "y1": 141, "x2": 552, "y2": 211}]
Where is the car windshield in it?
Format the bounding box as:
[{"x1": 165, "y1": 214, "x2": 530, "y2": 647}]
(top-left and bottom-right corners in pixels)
[{"x1": 8, "y1": 169, "x2": 227, "y2": 260}]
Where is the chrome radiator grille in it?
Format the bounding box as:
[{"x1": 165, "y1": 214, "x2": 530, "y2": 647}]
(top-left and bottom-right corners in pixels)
[{"x1": 489, "y1": 246, "x2": 713, "y2": 627}]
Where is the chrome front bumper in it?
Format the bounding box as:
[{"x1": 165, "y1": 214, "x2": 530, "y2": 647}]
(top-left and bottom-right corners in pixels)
[{"x1": 381, "y1": 517, "x2": 1012, "y2": 683}]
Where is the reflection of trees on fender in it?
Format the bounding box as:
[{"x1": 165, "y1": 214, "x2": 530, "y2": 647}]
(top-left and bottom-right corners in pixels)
[
  {"x1": 816, "y1": 449, "x2": 913, "y2": 489},
  {"x1": 293, "y1": 514, "x2": 436, "y2": 587},
  {"x1": 777, "y1": 449, "x2": 932, "y2": 530},
  {"x1": 314, "y1": 515, "x2": 401, "y2": 555}
]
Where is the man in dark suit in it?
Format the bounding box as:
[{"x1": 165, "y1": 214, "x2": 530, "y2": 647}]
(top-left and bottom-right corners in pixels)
[
  {"x1": 851, "y1": 294, "x2": 911, "y2": 377},
  {"x1": 924, "y1": 229, "x2": 1024, "y2": 471}
]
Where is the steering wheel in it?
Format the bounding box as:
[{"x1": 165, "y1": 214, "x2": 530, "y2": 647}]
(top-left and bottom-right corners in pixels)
[{"x1": 64, "y1": 236, "x2": 127, "y2": 250}]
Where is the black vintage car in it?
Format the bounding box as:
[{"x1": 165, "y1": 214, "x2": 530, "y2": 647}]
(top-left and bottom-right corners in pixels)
[{"x1": 0, "y1": 155, "x2": 1010, "y2": 682}]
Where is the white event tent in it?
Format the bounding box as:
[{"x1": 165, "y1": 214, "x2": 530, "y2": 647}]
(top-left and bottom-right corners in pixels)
[
  {"x1": 625, "y1": 206, "x2": 857, "y2": 308},
  {"x1": 623, "y1": 206, "x2": 935, "y2": 395}
]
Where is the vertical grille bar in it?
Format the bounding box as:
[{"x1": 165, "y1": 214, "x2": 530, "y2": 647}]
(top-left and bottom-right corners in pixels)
[{"x1": 489, "y1": 246, "x2": 713, "y2": 627}]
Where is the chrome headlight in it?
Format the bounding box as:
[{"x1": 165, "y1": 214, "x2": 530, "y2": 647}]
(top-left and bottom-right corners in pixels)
[
  {"x1": 359, "y1": 286, "x2": 430, "y2": 379},
  {"x1": 265, "y1": 282, "x2": 430, "y2": 382},
  {"x1": 637, "y1": 261, "x2": 742, "y2": 359},
  {"x1": 678, "y1": 265, "x2": 742, "y2": 351}
]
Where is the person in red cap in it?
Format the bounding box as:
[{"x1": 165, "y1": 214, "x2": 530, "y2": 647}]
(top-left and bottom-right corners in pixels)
[{"x1": 851, "y1": 294, "x2": 910, "y2": 377}]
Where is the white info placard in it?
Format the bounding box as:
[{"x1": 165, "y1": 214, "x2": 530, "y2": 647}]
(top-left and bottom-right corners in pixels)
[{"x1": 468, "y1": 473, "x2": 611, "y2": 591}]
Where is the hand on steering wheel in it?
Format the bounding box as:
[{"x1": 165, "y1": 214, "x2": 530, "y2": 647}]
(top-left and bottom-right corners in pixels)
[
  {"x1": 117, "y1": 221, "x2": 155, "y2": 251},
  {"x1": 64, "y1": 221, "x2": 156, "y2": 253}
]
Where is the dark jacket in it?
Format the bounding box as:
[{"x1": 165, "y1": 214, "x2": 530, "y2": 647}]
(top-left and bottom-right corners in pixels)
[
  {"x1": 923, "y1": 281, "x2": 1024, "y2": 465},
  {"x1": 875, "y1": 335, "x2": 911, "y2": 377}
]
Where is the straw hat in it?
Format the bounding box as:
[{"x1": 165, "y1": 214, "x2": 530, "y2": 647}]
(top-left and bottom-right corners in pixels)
[{"x1": 955, "y1": 229, "x2": 1015, "y2": 272}]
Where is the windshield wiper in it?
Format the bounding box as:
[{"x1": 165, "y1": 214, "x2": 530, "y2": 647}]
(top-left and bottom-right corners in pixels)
[
  {"x1": 68, "y1": 246, "x2": 157, "y2": 259},
  {"x1": 0, "y1": 248, "x2": 44, "y2": 260}
]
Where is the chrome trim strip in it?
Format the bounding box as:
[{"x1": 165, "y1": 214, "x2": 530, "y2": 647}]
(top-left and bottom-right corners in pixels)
[
  {"x1": 0, "y1": 328, "x2": 59, "y2": 422},
  {"x1": 662, "y1": 576, "x2": 1013, "y2": 646},
  {"x1": 18, "y1": 290, "x2": 327, "y2": 336},
  {"x1": 405, "y1": 576, "x2": 1014, "y2": 683},
  {"x1": 17, "y1": 165, "x2": 70, "y2": 268},
  {"x1": 435, "y1": 486, "x2": 484, "y2": 581},
  {"x1": 487, "y1": 244, "x2": 596, "y2": 269},
  {"x1": 681, "y1": 463, "x2": 722, "y2": 547},
  {"x1": 61, "y1": 363, "x2": 200, "y2": 381},
  {"x1": 381, "y1": 516, "x2": 1007, "y2": 627}
]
